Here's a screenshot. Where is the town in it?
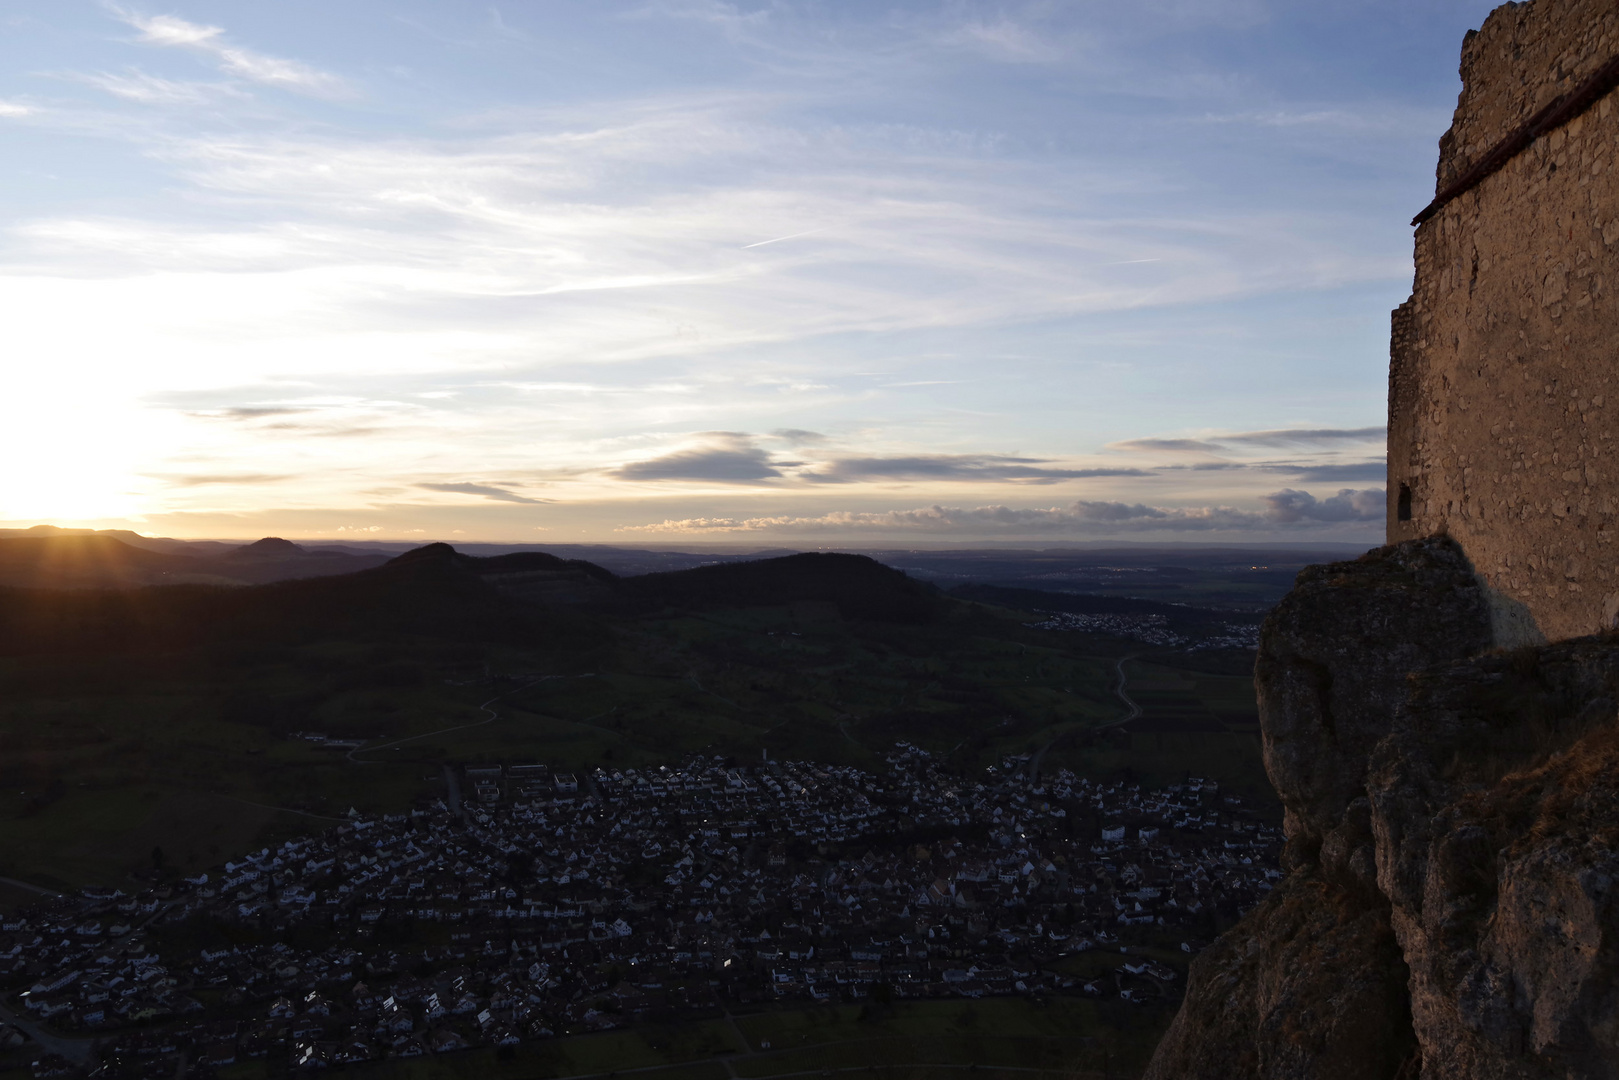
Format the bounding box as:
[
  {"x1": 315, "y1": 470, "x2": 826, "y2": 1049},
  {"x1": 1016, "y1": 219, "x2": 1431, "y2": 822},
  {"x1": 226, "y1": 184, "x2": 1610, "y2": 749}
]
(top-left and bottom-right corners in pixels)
[
  {"x1": 2, "y1": 745, "x2": 1281, "y2": 1078},
  {"x1": 1025, "y1": 612, "x2": 1262, "y2": 651}
]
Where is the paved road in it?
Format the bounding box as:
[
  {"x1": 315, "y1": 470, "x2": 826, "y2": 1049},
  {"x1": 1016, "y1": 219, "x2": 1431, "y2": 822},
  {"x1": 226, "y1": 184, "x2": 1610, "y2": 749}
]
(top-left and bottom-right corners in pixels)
[
  {"x1": 0, "y1": 1000, "x2": 97, "y2": 1065},
  {"x1": 212, "y1": 796, "x2": 346, "y2": 822},
  {"x1": 1028, "y1": 653, "x2": 1141, "y2": 783},
  {"x1": 1100, "y1": 654, "x2": 1144, "y2": 728}
]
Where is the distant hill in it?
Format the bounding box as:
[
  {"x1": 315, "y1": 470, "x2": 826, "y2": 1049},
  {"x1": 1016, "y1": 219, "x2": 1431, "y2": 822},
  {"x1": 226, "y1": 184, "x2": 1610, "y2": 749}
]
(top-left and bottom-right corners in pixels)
[
  {"x1": 0, "y1": 534, "x2": 225, "y2": 589},
  {"x1": 0, "y1": 532, "x2": 390, "y2": 588},
  {"x1": 0, "y1": 543, "x2": 953, "y2": 654},
  {"x1": 0, "y1": 524, "x2": 238, "y2": 557},
  {"x1": 0, "y1": 545, "x2": 942, "y2": 656},
  {"x1": 625, "y1": 552, "x2": 940, "y2": 623},
  {"x1": 223, "y1": 536, "x2": 308, "y2": 559},
  {"x1": 387, "y1": 542, "x2": 618, "y2": 606},
  {"x1": 0, "y1": 542, "x2": 611, "y2": 655}
]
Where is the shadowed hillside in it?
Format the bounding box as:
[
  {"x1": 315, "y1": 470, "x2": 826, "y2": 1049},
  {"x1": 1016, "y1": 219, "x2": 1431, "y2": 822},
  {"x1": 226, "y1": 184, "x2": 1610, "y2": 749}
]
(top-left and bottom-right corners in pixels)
[
  {"x1": 0, "y1": 547, "x2": 936, "y2": 656},
  {"x1": 0, "y1": 541, "x2": 1269, "y2": 901},
  {"x1": 0, "y1": 543, "x2": 614, "y2": 655},
  {"x1": 0, "y1": 531, "x2": 392, "y2": 588},
  {"x1": 0, "y1": 534, "x2": 221, "y2": 589},
  {"x1": 625, "y1": 551, "x2": 942, "y2": 623}
]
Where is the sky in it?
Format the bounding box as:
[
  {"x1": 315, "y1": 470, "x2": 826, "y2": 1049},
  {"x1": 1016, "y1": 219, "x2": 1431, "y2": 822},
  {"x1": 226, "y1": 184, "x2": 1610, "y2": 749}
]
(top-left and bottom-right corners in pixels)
[{"x1": 0, "y1": 0, "x2": 1500, "y2": 546}]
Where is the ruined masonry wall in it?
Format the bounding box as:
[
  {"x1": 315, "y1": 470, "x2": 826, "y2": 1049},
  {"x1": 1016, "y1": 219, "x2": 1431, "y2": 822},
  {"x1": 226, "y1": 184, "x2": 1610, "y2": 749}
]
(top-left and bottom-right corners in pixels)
[{"x1": 1389, "y1": 0, "x2": 1619, "y2": 642}]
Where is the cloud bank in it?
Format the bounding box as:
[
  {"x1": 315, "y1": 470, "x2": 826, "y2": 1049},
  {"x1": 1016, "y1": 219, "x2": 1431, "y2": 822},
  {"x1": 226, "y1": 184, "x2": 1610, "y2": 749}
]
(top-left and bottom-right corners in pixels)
[
  {"x1": 0, "y1": 3, "x2": 1419, "y2": 537},
  {"x1": 1111, "y1": 426, "x2": 1386, "y2": 454},
  {"x1": 618, "y1": 487, "x2": 1385, "y2": 537},
  {"x1": 802, "y1": 456, "x2": 1150, "y2": 484},
  {"x1": 610, "y1": 434, "x2": 783, "y2": 483}
]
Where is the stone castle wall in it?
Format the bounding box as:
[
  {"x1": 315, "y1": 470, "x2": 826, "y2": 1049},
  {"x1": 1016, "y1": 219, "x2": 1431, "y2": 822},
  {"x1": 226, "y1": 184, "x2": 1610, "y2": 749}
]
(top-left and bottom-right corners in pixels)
[
  {"x1": 1143, "y1": 8, "x2": 1619, "y2": 1076},
  {"x1": 1388, "y1": 0, "x2": 1619, "y2": 643}
]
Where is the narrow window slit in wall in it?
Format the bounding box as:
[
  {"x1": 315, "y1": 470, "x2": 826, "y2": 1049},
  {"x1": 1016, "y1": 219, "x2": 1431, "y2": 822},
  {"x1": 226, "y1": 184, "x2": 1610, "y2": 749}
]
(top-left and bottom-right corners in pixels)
[{"x1": 1397, "y1": 484, "x2": 1413, "y2": 522}]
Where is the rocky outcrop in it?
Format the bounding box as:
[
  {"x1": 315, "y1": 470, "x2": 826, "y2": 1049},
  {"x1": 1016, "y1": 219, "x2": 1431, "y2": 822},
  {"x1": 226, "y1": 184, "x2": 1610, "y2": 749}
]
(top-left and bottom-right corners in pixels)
[
  {"x1": 1146, "y1": 538, "x2": 1619, "y2": 1079},
  {"x1": 1369, "y1": 639, "x2": 1619, "y2": 1078},
  {"x1": 1152, "y1": 1, "x2": 1619, "y2": 1069},
  {"x1": 1144, "y1": 871, "x2": 1414, "y2": 1080},
  {"x1": 1256, "y1": 538, "x2": 1493, "y2": 869}
]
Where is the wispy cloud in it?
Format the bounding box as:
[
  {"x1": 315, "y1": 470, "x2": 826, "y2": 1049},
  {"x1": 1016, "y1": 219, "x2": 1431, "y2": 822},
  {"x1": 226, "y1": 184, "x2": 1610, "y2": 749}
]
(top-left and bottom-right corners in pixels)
[
  {"x1": 1266, "y1": 461, "x2": 1386, "y2": 483},
  {"x1": 1155, "y1": 458, "x2": 1386, "y2": 479},
  {"x1": 1111, "y1": 437, "x2": 1225, "y2": 453},
  {"x1": 608, "y1": 436, "x2": 1157, "y2": 488},
  {"x1": 741, "y1": 227, "x2": 829, "y2": 249},
  {"x1": 0, "y1": 100, "x2": 34, "y2": 118},
  {"x1": 162, "y1": 473, "x2": 295, "y2": 486},
  {"x1": 193, "y1": 406, "x2": 315, "y2": 421},
  {"x1": 1111, "y1": 426, "x2": 1385, "y2": 454},
  {"x1": 942, "y1": 18, "x2": 1065, "y2": 64},
  {"x1": 627, "y1": 1, "x2": 773, "y2": 42},
  {"x1": 1198, "y1": 107, "x2": 1449, "y2": 137},
  {"x1": 77, "y1": 68, "x2": 238, "y2": 105},
  {"x1": 417, "y1": 482, "x2": 549, "y2": 504},
  {"x1": 1223, "y1": 426, "x2": 1386, "y2": 447},
  {"x1": 771, "y1": 429, "x2": 828, "y2": 446},
  {"x1": 111, "y1": 8, "x2": 350, "y2": 98},
  {"x1": 802, "y1": 455, "x2": 1150, "y2": 485}
]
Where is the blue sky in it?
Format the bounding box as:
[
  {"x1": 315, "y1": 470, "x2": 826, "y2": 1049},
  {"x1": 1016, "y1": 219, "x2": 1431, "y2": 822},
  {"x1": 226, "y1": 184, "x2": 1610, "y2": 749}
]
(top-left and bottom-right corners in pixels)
[{"x1": 0, "y1": 1, "x2": 1497, "y2": 544}]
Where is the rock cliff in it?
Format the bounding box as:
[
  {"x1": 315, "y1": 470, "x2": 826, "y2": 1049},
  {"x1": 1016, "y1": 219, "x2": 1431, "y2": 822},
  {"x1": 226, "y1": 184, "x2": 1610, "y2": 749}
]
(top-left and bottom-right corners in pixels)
[
  {"x1": 1147, "y1": 0, "x2": 1619, "y2": 1072},
  {"x1": 1145, "y1": 538, "x2": 1619, "y2": 1079}
]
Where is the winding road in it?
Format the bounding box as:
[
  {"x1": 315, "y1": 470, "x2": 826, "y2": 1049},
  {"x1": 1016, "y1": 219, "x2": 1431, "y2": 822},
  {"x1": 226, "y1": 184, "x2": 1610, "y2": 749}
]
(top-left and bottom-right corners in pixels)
[
  {"x1": 346, "y1": 676, "x2": 571, "y2": 764},
  {"x1": 1100, "y1": 653, "x2": 1144, "y2": 728},
  {"x1": 0, "y1": 999, "x2": 96, "y2": 1066},
  {"x1": 212, "y1": 796, "x2": 347, "y2": 822},
  {"x1": 0, "y1": 876, "x2": 60, "y2": 897},
  {"x1": 1029, "y1": 653, "x2": 1141, "y2": 782}
]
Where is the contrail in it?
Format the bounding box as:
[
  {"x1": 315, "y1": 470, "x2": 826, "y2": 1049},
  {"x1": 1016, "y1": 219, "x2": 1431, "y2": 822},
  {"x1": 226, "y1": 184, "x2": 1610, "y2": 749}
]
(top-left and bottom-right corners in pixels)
[{"x1": 742, "y1": 228, "x2": 827, "y2": 249}]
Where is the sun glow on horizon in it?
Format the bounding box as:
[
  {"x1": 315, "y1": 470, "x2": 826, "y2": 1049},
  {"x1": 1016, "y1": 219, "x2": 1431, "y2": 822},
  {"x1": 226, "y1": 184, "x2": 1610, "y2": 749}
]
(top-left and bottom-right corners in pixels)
[{"x1": 0, "y1": 1, "x2": 1474, "y2": 542}]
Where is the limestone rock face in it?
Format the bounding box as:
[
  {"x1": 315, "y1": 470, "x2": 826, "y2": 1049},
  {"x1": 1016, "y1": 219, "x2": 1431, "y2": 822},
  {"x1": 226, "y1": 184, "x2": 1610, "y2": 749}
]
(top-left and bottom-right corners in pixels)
[
  {"x1": 1142, "y1": 872, "x2": 1414, "y2": 1080},
  {"x1": 1146, "y1": 539, "x2": 1619, "y2": 1079},
  {"x1": 1368, "y1": 640, "x2": 1619, "y2": 1079},
  {"x1": 1256, "y1": 538, "x2": 1492, "y2": 865}
]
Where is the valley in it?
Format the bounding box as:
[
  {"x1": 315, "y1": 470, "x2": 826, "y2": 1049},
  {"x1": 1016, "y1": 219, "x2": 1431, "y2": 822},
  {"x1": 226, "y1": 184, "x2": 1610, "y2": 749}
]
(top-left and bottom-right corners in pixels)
[{"x1": 0, "y1": 536, "x2": 1290, "y2": 1080}]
